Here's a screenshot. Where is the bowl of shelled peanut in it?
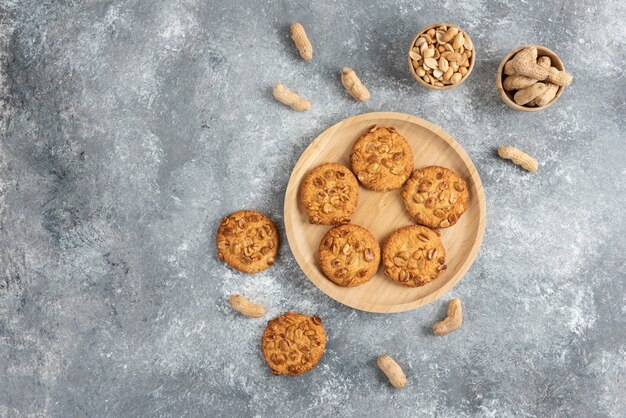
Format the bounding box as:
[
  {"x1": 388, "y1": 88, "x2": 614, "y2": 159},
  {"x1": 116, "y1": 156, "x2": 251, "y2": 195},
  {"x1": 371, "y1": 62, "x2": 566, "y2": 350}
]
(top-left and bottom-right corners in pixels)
[
  {"x1": 496, "y1": 45, "x2": 573, "y2": 112},
  {"x1": 408, "y1": 23, "x2": 475, "y2": 90}
]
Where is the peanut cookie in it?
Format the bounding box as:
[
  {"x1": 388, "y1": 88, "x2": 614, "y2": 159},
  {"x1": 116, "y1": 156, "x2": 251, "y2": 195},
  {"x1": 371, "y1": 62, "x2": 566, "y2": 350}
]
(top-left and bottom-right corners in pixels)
[
  {"x1": 350, "y1": 126, "x2": 414, "y2": 191},
  {"x1": 216, "y1": 210, "x2": 279, "y2": 274},
  {"x1": 262, "y1": 311, "x2": 326, "y2": 376},
  {"x1": 401, "y1": 166, "x2": 469, "y2": 229},
  {"x1": 299, "y1": 163, "x2": 359, "y2": 225},
  {"x1": 382, "y1": 225, "x2": 446, "y2": 287},
  {"x1": 318, "y1": 224, "x2": 381, "y2": 287}
]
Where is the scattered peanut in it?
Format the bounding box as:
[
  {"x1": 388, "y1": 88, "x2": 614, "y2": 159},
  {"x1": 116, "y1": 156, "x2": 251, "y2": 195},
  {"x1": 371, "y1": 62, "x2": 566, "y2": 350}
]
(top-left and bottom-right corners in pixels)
[
  {"x1": 272, "y1": 83, "x2": 310, "y2": 111},
  {"x1": 341, "y1": 67, "x2": 370, "y2": 102},
  {"x1": 290, "y1": 22, "x2": 313, "y2": 61},
  {"x1": 377, "y1": 355, "x2": 407, "y2": 388},
  {"x1": 433, "y1": 298, "x2": 463, "y2": 336},
  {"x1": 501, "y1": 46, "x2": 572, "y2": 109},
  {"x1": 498, "y1": 146, "x2": 539, "y2": 173},
  {"x1": 229, "y1": 294, "x2": 266, "y2": 318},
  {"x1": 409, "y1": 24, "x2": 473, "y2": 88}
]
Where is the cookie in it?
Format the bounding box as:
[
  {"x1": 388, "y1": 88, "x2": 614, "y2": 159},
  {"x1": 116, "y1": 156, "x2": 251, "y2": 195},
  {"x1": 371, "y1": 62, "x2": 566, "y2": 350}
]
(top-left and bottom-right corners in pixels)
[
  {"x1": 401, "y1": 166, "x2": 469, "y2": 229},
  {"x1": 382, "y1": 225, "x2": 446, "y2": 287},
  {"x1": 216, "y1": 210, "x2": 279, "y2": 274},
  {"x1": 318, "y1": 224, "x2": 381, "y2": 287},
  {"x1": 299, "y1": 163, "x2": 359, "y2": 225},
  {"x1": 261, "y1": 311, "x2": 326, "y2": 376},
  {"x1": 350, "y1": 126, "x2": 414, "y2": 191}
]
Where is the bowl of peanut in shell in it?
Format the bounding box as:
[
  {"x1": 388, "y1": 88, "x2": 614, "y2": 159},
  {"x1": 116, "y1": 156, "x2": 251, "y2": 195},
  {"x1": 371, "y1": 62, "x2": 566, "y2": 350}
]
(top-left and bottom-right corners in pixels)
[
  {"x1": 408, "y1": 23, "x2": 475, "y2": 90},
  {"x1": 496, "y1": 45, "x2": 573, "y2": 112}
]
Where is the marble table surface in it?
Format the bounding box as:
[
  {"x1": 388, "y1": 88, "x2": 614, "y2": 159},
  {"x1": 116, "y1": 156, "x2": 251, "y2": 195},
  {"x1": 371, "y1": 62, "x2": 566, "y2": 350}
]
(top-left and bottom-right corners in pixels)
[{"x1": 1, "y1": 1, "x2": 624, "y2": 417}]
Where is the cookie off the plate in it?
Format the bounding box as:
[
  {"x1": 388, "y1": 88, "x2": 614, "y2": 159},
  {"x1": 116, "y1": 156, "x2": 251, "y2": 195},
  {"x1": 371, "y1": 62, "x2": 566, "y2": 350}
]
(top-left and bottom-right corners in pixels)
[
  {"x1": 216, "y1": 210, "x2": 279, "y2": 273},
  {"x1": 261, "y1": 311, "x2": 326, "y2": 376}
]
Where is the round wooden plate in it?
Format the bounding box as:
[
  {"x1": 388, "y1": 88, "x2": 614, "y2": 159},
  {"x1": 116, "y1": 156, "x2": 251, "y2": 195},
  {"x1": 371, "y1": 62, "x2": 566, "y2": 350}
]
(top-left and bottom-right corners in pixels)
[{"x1": 284, "y1": 112, "x2": 486, "y2": 313}]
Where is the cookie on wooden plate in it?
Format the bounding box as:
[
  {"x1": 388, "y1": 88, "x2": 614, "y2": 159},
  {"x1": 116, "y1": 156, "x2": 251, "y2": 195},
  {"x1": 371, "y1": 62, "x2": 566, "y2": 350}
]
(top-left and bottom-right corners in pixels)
[
  {"x1": 318, "y1": 224, "x2": 381, "y2": 287},
  {"x1": 262, "y1": 311, "x2": 326, "y2": 376},
  {"x1": 299, "y1": 162, "x2": 359, "y2": 225},
  {"x1": 401, "y1": 166, "x2": 469, "y2": 229},
  {"x1": 216, "y1": 210, "x2": 279, "y2": 273},
  {"x1": 350, "y1": 126, "x2": 414, "y2": 191},
  {"x1": 382, "y1": 225, "x2": 446, "y2": 287}
]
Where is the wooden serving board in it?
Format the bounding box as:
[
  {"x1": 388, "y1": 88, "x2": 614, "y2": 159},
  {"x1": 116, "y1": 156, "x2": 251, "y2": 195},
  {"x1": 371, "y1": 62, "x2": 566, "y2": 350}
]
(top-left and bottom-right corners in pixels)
[{"x1": 284, "y1": 112, "x2": 486, "y2": 313}]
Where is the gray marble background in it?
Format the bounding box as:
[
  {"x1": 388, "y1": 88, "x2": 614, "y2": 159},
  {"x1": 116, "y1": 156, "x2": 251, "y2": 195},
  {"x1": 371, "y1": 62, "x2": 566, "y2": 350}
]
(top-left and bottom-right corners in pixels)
[{"x1": 1, "y1": 0, "x2": 625, "y2": 417}]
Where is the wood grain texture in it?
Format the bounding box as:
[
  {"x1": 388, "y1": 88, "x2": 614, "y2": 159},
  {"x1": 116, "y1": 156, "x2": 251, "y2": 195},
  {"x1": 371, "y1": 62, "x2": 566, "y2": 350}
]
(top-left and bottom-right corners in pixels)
[
  {"x1": 496, "y1": 45, "x2": 565, "y2": 112},
  {"x1": 284, "y1": 112, "x2": 486, "y2": 313}
]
